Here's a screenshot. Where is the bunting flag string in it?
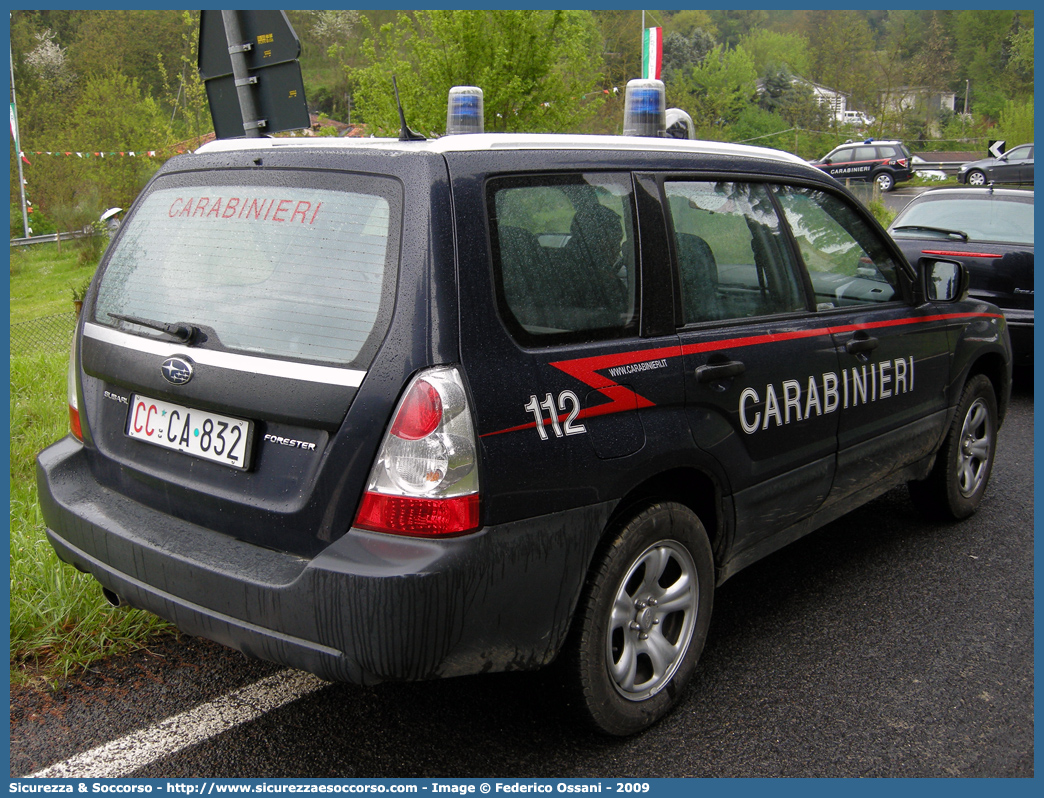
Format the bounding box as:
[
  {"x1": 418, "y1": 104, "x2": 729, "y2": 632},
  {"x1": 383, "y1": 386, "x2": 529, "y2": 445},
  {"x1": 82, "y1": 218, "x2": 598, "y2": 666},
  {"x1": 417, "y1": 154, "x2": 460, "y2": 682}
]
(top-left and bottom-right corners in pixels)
[{"x1": 27, "y1": 150, "x2": 160, "y2": 158}]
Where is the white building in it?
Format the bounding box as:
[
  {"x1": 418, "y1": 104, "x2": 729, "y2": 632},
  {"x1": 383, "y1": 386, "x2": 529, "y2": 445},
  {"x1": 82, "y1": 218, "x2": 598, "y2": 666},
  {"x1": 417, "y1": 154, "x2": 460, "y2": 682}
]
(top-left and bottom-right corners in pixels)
[{"x1": 879, "y1": 87, "x2": 957, "y2": 116}]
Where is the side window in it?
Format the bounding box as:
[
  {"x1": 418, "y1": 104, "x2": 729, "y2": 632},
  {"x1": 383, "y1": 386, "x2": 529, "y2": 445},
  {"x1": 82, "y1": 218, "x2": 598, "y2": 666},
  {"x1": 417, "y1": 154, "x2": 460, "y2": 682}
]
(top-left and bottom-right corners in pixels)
[
  {"x1": 828, "y1": 148, "x2": 852, "y2": 163},
  {"x1": 489, "y1": 174, "x2": 637, "y2": 342},
  {"x1": 774, "y1": 186, "x2": 901, "y2": 308},
  {"x1": 854, "y1": 147, "x2": 878, "y2": 161},
  {"x1": 665, "y1": 181, "x2": 806, "y2": 325}
]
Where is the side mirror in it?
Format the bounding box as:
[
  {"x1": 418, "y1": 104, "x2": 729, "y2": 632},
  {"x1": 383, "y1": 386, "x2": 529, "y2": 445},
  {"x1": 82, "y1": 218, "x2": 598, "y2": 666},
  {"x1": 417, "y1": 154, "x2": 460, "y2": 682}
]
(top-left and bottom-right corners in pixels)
[{"x1": 921, "y1": 258, "x2": 969, "y2": 302}]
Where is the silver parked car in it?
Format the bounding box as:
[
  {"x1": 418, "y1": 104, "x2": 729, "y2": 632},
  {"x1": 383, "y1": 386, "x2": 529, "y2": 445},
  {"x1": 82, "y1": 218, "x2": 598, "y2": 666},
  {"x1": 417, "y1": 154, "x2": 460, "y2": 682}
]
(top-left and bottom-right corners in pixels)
[{"x1": 957, "y1": 144, "x2": 1034, "y2": 186}]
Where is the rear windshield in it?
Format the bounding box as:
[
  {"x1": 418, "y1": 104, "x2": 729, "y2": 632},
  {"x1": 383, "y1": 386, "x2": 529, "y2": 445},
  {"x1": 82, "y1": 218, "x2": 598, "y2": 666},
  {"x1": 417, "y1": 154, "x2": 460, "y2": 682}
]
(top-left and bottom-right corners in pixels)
[
  {"x1": 93, "y1": 171, "x2": 402, "y2": 367},
  {"x1": 892, "y1": 195, "x2": 1034, "y2": 245}
]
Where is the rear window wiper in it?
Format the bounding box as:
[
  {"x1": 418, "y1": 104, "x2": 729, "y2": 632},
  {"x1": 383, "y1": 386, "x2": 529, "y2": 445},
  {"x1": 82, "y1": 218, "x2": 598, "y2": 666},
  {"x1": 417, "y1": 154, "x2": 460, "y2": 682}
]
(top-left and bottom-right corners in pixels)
[
  {"x1": 891, "y1": 225, "x2": 969, "y2": 242},
  {"x1": 107, "y1": 313, "x2": 206, "y2": 345}
]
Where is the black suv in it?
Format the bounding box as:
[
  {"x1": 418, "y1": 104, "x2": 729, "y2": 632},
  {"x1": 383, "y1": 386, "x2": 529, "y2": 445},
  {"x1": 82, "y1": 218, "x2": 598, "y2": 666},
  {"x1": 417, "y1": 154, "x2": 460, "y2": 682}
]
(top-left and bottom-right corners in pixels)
[
  {"x1": 38, "y1": 122, "x2": 1011, "y2": 735},
  {"x1": 889, "y1": 187, "x2": 1034, "y2": 365},
  {"x1": 811, "y1": 139, "x2": 914, "y2": 192}
]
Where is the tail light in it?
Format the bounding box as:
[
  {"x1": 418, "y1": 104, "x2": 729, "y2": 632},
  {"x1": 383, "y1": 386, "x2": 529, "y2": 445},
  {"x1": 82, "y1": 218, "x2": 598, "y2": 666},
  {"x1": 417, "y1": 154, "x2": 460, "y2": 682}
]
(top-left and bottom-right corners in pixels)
[
  {"x1": 67, "y1": 329, "x2": 82, "y2": 441},
  {"x1": 355, "y1": 365, "x2": 480, "y2": 537}
]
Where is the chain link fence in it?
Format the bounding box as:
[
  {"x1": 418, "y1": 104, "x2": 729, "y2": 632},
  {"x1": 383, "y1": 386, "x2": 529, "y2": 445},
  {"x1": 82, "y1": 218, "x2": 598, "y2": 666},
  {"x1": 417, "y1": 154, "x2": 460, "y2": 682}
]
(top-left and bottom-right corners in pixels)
[{"x1": 10, "y1": 312, "x2": 78, "y2": 357}]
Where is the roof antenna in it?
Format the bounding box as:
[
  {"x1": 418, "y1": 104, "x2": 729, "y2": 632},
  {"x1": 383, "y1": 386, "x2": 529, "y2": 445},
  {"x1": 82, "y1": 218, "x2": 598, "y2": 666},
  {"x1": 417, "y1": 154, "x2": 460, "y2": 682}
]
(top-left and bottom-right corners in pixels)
[{"x1": 393, "y1": 76, "x2": 425, "y2": 142}]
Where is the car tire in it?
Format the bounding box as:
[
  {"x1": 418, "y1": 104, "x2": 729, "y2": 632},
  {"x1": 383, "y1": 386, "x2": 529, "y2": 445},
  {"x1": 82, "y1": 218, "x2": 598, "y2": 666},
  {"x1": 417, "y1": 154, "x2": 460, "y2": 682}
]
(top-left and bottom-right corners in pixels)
[
  {"x1": 873, "y1": 171, "x2": 895, "y2": 192},
  {"x1": 965, "y1": 169, "x2": 988, "y2": 187},
  {"x1": 568, "y1": 501, "x2": 714, "y2": 736},
  {"x1": 908, "y1": 374, "x2": 998, "y2": 520}
]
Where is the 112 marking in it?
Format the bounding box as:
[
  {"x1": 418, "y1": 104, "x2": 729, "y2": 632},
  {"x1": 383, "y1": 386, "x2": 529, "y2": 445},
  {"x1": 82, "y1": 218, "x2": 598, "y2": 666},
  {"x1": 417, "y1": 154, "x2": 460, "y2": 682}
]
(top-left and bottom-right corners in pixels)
[{"x1": 524, "y1": 391, "x2": 587, "y2": 440}]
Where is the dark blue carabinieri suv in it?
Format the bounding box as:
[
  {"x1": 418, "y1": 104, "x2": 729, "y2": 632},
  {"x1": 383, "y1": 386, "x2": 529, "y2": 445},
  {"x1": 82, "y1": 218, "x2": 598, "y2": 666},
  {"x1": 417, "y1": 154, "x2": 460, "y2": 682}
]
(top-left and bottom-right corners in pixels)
[{"x1": 38, "y1": 102, "x2": 1011, "y2": 735}]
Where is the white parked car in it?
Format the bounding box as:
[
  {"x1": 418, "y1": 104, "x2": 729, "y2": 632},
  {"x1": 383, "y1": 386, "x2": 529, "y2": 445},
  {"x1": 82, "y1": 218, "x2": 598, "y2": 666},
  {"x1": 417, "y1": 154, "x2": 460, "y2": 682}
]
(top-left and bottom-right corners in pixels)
[{"x1": 839, "y1": 110, "x2": 874, "y2": 127}]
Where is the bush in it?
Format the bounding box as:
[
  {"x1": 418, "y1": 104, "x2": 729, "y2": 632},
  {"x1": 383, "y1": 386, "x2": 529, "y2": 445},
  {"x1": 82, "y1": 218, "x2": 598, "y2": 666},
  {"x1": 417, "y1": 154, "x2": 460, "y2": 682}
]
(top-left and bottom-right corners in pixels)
[
  {"x1": 866, "y1": 197, "x2": 895, "y2": 229},
  {"x1": 11, "y1": 202, "x2": 57, "y2": 237},
  {"x1": 729, "y1": 106, "x2": 793, "y2": 151},
  {"x1": 76, "y1": 220, "x2": 108, "y2": 267},
  {"x1": 997, "y1": 98, "x2": 1034, "y2": 148}
]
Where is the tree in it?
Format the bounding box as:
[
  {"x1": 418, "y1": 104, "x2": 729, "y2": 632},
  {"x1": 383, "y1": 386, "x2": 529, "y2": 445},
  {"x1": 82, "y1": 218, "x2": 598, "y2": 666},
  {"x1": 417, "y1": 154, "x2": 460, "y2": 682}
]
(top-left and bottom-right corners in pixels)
[
  {"x1": 729, "y1": 105, "x2": 791, "y2": 150},
  {"x1": 759, "y1": 68, "x2": 827, "y2": 130},
  {"x1": 663, "y1": 10, "x2": 717, "y2": 39},
  {"x1": 737, "y1": 29, "x2": 810, "y2": 77},
  {"x1": 1004, "y1": 25, "x2": 1034, "y2": 99},
  {"x1": 43, "y1": 72, "x2": 172, "y2": 214},
  {"x1": 952, "y1": 10, "x2": 1020, "y2": 119},
  {"x1": 298, "y1": 10, "x2": 361, "y2": 120},
  {"x1": 870, "y1": 11, "x2": 922, "y2": 132},
  {"x1": 155, "y1": 11, "x2": 209, "y2": 145},
  {"x1": 351, "y1": 11, "x2": 604, "y2": 135},
  {"x1": 803, "y1": 11, "x2": 877, "y2": 125},
  {"x1": 24, "y1": 29, "x2": 74, "y2": 90},
  {"x1": 670, "y1": 44, "x2": 758, "y2": 137},
  {"x1": 595, "y1": 9, "x2": 643, "y2": 91},
  {"x1": 12, "y1": 15, "x2": 80, "y2": 138},
  {"x1": 759, "y1": 67, "x2": 793, "y2": 115},
  {"x1": 708, "y1": 11, "x2": 769, "y2": 48},
  {"x1": 910, "y1": 13, "x2": 957, "y2": 134},
  {"x1": 661, "y1": 29, "x2": 716, "y2": 82},
  {"x1": 67, "y1": 10, "x2": 186, "y2": 100}
]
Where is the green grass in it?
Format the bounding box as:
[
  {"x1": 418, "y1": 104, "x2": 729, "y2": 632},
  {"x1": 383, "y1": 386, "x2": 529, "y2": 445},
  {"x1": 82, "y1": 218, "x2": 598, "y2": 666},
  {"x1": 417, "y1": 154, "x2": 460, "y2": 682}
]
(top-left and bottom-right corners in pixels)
[
  {"x1": 10, "y1": 244, "x2": 173, "y2": 686},
  {"x1": 907, "y1": 176, "x2": 959, "y2": 189},
  {"x1": 9, "y1": 241, "x2": 97, "y2": 324},
  {"x1": 866, "y1": 198, "x2": 896, "y2": 229}
]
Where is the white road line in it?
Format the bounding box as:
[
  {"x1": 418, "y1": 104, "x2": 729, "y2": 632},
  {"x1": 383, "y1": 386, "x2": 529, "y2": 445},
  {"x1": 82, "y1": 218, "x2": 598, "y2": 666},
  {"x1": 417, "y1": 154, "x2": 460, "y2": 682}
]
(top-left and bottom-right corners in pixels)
[{"x1": 27, "y1": 669, "x2": 327, "y2": 779}]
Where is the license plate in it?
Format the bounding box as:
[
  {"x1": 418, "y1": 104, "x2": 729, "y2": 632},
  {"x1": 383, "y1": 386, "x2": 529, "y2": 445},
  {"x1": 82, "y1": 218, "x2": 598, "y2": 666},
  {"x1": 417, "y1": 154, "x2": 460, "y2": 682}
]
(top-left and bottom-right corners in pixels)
[{"x1": 126, "y1": 394, "x2": 253, "y2": 470}]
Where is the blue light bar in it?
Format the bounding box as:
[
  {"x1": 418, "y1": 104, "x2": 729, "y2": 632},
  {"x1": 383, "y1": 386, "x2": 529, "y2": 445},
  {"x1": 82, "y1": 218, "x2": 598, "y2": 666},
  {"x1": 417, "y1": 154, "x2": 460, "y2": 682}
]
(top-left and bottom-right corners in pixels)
[
  {"x1": 622, "y1": 79, "x2": 666, "y2": 138},
  {"x1": 447, "y1": 86, "x2": 484, "y2": 135}
]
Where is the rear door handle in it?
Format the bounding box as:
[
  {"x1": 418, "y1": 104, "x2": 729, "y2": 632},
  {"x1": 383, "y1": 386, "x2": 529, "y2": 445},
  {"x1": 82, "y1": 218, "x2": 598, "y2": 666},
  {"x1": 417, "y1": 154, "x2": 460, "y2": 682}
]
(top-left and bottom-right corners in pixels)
[
  {"x1": 696, "y1": 360, "x2": 745, "y2": 383},
  {"x1": 845, "y1": 336, "x2": 879, "y2": 355}
]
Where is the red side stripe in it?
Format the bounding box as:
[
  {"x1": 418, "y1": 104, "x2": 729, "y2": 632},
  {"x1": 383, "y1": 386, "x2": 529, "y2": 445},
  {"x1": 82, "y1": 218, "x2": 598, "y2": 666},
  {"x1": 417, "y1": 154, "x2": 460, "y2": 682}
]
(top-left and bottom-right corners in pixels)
[
  {"x1": 479, "y1": 312, "x2": 1002, "y2": 438},
  {"x1": 922, "y1": 250, "x2": 1002, "y2": 259}
]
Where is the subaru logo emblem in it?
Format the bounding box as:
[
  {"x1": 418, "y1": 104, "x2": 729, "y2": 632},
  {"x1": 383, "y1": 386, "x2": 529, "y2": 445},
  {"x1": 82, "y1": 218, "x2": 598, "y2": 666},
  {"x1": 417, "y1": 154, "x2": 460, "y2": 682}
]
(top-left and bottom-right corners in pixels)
[{"x1": 161, "y1": 357, "x2": 194, "y2": 386}]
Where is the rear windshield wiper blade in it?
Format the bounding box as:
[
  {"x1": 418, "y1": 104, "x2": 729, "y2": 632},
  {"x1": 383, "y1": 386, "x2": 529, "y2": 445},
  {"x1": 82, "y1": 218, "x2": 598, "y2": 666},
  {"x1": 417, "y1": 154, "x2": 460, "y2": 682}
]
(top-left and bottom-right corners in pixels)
[
  {"x1": 891, "y1": 224, "x2": 969, "y2": 242},
  {"x1": 107, "y1": 313, "x2": 205, "y2": 345}
]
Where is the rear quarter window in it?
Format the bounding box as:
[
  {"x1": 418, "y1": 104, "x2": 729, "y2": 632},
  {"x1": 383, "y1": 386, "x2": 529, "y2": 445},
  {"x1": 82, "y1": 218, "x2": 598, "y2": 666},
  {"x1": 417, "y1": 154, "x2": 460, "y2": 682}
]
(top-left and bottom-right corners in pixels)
[{"x1": 489, "y1": 173, "x2": 638, "y2": 344}]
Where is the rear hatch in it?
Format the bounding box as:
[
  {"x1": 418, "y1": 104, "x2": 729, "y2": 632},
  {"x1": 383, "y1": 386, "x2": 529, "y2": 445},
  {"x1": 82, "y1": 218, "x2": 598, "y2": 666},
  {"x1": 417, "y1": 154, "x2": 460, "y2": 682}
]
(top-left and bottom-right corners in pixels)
[
  {"x1": 75, "y1": 146, "x2": 451, "y2": 557},
  {"x1": 890, "y1": 190, "x2": 1034, "y2": 313},
  {"x1": 895, "y1": 143, "x2": 914, "y2": 179}
]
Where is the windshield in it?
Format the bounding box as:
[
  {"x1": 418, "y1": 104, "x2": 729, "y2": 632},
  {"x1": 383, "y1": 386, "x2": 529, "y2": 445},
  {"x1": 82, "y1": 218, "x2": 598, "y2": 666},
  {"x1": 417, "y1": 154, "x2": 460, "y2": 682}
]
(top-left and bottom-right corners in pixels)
[
  {"x1": 892, "y1": 195, "x2": 1034, "y2": 246},
  {"x1": 93, "y1": 172, "x2": 402, "y2": 368}
]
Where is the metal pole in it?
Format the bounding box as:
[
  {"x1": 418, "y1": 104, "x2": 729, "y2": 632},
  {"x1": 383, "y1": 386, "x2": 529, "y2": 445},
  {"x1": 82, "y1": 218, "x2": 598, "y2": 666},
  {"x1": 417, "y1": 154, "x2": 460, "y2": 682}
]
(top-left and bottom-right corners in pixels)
[
  {"x1": 10, "y1": 36, "x2": 30, "y2": 237},
  {"x1": 221, "y1": 10, "x2": 263, "y2": 137}
]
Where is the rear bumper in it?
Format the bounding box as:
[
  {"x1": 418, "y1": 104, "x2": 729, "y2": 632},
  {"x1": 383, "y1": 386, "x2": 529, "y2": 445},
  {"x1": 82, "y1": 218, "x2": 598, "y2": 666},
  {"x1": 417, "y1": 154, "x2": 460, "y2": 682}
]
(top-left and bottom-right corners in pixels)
[{"x1": 37, "y1": 436, "x2": 608, "y2": 684}]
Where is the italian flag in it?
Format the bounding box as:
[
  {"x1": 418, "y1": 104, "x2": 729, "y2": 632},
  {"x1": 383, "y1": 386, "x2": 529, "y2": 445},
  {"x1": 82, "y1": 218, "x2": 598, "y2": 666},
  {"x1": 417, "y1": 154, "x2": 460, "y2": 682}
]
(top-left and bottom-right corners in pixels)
[{"x1": 642, "y1": 27, "x2": 662, "y2": 81}]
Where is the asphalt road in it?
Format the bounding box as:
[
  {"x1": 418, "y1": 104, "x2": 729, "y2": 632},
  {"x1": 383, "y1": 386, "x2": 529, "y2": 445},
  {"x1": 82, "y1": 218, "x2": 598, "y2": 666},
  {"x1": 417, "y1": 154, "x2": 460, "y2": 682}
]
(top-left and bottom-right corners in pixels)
[
  {"x1": 11, "y1": 374, "x2": 1034, "y2": 779},
  {"x1": 883, "y1": 185, "x2": 930, "y2": 215}
]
